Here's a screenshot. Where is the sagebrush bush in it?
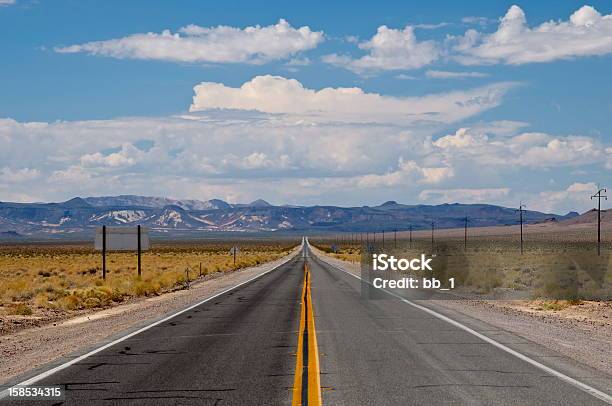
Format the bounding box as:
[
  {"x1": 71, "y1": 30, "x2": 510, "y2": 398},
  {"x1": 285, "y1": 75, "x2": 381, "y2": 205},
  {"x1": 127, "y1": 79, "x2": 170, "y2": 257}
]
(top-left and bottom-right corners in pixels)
[{"x1": 9, "y1": 303, "x2": 33, "y2": 315}]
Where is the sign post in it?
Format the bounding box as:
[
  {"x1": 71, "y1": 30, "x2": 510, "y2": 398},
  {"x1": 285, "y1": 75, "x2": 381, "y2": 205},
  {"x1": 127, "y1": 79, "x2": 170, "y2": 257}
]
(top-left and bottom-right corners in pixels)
[
  {"x1": 102, "y1": 225, "x2": 106, "y2": 280},
  {"x1": 230, "y1": 246, "x2": 239, "y2": 265},
  {"x1": 95, "y1": 226, "x2": 150, "y2": 279},
  {"x1": 137, "y1": 225, "x2": 142, "y2": 276}
]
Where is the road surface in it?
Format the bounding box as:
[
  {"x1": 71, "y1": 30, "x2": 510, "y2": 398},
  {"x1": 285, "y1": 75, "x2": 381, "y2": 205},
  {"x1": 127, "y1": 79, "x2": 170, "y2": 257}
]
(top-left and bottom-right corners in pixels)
[{"x1": 2, "y1": 243, "x2": 611, "y2": 405}]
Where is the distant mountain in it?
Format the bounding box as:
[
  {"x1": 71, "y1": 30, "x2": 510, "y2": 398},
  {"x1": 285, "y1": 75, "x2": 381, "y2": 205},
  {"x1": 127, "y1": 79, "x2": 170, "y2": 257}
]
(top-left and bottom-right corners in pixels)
[
  {"x1": 83, "y1": 195, "x2": 231, "y2": 210},
  {"x1": 0, "y1": 230, "x2": 22, "y2": 238},
  {"x1": 560, "y1": 209, "x2": 610, "y2": 225},
  {"x1": 61, "y1": 197, "x2": 93, "y2": 208},
  {"x1": 249, "y1": 199, "x2": 272, "y2": 207},
  {"x1": 0, "y1": 195, "x2": 579, "y2": 238},
  {"x1": 232, "y1": 199, "x2": 273, "y2": 208}
]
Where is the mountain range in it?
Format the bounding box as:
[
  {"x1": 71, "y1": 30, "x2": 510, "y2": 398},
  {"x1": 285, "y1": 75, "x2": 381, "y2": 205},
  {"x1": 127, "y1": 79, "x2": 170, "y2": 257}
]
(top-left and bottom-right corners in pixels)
[{"x1": 0, "y1": 195, "x2": 580, "y2": 239}]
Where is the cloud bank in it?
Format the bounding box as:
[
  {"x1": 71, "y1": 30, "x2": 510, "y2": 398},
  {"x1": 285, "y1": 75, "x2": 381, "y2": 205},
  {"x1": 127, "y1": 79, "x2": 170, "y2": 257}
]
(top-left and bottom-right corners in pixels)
[
  {"x1": 55, "y1": 19, "x2": 323, "y2": 64},
  {"x1": 190, "y1": 75, "x2": 514, "y2": 125},
  {"x1": 323, "y1": 5, "x2": 612, "y2": 74},
  {"x1": 0, "y1": 112, "x2": 608, "y2": 211},
  {"x1": 452, "y1": 5, "x2": 612, "y2": 65}
]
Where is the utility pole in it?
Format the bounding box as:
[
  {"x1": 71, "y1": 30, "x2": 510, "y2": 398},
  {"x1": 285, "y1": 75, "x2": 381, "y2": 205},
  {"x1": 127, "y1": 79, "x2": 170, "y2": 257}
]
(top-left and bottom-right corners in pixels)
[
  {"x1": 431, "y1": 221, "x2": 435, "y2": 252},
  {"x1": 382, "y1": 230, "x2": 385, "y2": 249},
  {"x1": 517, "y1": 202, "x2": 526, "y2": 255},
  {"x1": 409, "y1": 225, "x2": 412, "y2": 248},
  {"x1": 591, "y1": 187, "x2": 608, "y2": 256},
  {"x1": 394, "y1": 228, "x2": 397, "y2": 249}
]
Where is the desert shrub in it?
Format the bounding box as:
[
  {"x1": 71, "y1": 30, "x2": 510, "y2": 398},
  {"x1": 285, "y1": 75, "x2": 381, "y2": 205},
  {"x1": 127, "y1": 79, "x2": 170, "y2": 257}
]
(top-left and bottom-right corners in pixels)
[
  {"x1": 131, "y1": 279, "x2": 160, "y2": 297},
  {"x1": 539, "y1": 300, "x2": 568, "y2": 311},
  {"x1": 59, "y1": 294, "x2": 81, "y2": 310},
  {"x1": 34, "y1": 292, "x2": 55, "y2": 308},
  {"x1": 9, "y1": 303, "x2": 33, "y2": 315},
  {"x1": 83, "y1": 297, "x2": 102, "y2": 308}
]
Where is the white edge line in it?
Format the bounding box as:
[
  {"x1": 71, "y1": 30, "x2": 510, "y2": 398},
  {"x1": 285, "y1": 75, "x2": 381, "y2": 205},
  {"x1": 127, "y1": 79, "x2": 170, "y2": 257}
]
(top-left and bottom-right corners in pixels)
[
  {"x1": 309, "y1": 244, "x2": 612, "y2": 405},
  {"x1": 0, "y1": 245, "x2": 303, "y2": 399}
]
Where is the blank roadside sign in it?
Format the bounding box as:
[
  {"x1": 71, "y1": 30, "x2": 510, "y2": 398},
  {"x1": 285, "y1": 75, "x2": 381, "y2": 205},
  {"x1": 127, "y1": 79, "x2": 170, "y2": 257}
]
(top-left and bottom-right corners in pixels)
[{"x1": 94, "y1": 227, "x2": 150, "y2": 251}]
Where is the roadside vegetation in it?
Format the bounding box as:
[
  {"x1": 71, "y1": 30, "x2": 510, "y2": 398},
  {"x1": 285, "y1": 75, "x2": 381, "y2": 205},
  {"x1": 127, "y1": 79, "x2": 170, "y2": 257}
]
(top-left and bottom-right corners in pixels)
[
  {"x1": 312, "y1": 242, "x2": 360, "y2": 263},
  {"x1": 0, "y1": 240, "x2": 297, "y2": 319}
]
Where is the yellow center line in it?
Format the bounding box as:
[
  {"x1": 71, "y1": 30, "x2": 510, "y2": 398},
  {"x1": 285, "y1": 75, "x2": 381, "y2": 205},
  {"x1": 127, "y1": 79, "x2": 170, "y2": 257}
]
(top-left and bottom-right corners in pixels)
[
  {"x1": 292, "y1": 265, "x2": 307, "y2": 405},
  {"x1": 306, "y1": 264, "x2": 323, "y2": 405},
  {"x1": 292, "y1": 262, "x2": 322, "y2": 405}
]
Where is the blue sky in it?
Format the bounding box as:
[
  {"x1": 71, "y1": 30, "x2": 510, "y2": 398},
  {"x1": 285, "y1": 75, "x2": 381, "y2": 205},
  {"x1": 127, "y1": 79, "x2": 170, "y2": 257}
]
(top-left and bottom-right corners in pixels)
[{"x1": 0, "y1": 0, "x2": 611, "y2": 213}]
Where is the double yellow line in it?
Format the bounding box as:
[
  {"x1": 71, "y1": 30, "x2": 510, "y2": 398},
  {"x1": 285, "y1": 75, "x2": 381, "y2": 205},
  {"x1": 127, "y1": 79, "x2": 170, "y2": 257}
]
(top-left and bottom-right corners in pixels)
[{"x1": 292, "y1": 263, "x2": 322, "y2": 406}]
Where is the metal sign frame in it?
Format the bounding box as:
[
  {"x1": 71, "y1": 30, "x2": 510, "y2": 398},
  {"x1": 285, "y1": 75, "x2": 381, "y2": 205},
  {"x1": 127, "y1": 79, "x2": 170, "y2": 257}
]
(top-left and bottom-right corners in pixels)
[{"x1": 94, "y1": 226, "x2": 150, "y2": 279}]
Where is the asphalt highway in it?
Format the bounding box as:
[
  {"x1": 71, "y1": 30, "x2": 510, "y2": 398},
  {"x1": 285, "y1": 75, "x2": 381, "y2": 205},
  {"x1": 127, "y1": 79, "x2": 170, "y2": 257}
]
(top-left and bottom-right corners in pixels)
[{"x1": 2, "y1": 244, "x2": 611, "y2": 405}]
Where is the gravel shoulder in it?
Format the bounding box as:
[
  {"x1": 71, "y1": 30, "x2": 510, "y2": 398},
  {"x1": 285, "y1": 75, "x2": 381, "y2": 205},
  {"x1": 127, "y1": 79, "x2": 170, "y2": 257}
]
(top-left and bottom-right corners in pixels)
[
  {"x1": 0, "y1": 247, "x2": 300, "y2": 385},
  {"x1": 310, "y1": 245, "x2": 612, "y2": 377}
]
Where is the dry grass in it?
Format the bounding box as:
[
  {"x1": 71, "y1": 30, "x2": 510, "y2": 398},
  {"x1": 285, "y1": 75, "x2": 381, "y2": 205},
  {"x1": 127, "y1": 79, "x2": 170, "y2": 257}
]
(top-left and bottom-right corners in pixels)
[
  {"x1": 311, "y1": 243, "x2": 361, "y2": 263},
  {"x1": 0, "y1": 240, "x2": 296, "y2": 316},
  {"x1": 538, "y1": 300, "x2": 572, "y2": 311}
]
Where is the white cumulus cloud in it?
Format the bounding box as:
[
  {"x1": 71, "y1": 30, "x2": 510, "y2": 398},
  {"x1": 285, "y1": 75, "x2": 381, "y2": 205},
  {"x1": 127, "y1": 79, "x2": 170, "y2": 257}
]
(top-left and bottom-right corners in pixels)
[
  {"x1": 80, "y1": 144, "x2": 141, "y2": 168},
  {"x1": 356, "y1": 159, "x2": 454, "y2": 188},
  {"x1": 433, "y1": 127, "x2": 607, "y2": 168},
  {"x1": 530, "y1": 182, "x2": 598, "y2": 213},
  {"x1": 55, "y1": 19, "x2": 324, "y2": 64},
  {"x1": 0, "y1": 167, "x2": 40, "y2": 182},
  {"x1": 322, "y1": 25, "x2": 439, "y2": 73},
  {"x1": 452, "y1": 5, "x2": 612, "y2": 65},
  {"x1": 190, "y1": 75, "x2": 514, "y2": 125}
]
